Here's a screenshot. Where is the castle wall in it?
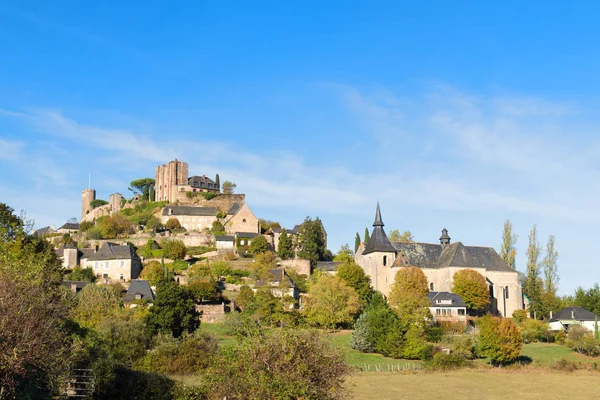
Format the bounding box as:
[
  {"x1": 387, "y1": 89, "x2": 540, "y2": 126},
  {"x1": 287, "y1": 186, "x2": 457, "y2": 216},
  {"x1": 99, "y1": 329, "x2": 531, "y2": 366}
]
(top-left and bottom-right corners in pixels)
[
  {"x1": 173, "y1": 192, "x2": 246, "y2": 211},
  {"x1": 86, "y1": 232, "x2": 214, "y2": 250},
  {"x1": 280, "y1": 259, "x2": 311, "y2": 277}
]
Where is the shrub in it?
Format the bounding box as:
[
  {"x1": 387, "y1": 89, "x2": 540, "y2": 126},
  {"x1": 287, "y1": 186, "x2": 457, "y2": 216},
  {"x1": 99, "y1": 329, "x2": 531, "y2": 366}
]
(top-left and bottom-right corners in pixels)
[
  {"x1": 79, "y1": 221, "x2": 93, "y2": 232},
  {"x1": 171, "y1": 259, "x2": 189, "y2": 273},
  {"x1": 426, "y1": 326, "x2": 444, "y2": 343},
  {"x1": 553, "y1": 358, "x2": 580, "y2": 372},
  {"x1": 426, "y1": 352, "x2": 473, "y2": 371},
  {"x1": 161, "y1": 239, "x2": 187, "y2": 260},
  {"x1": 565, "y1": 326, "x2": 600, "y2": 356},
  {"x1": 235, "y1": 285, "x2": 255, "y2": 311},
  {"x1": 451, "y1": 335, "x2": 475, "y2": 360},
  {"x1": 477, "y1": 315, "x2": 522, "y2": 365},
  {"x1": 210, "y1": 220, "x2": 225, "y2": 235},
  {"x1": 86, "y1": 227, "x2": 103, "y2": 240},
  {"x1": 211, "y1": 261, "x2": 232, "y2": 277},
  {"x1": 249, "y1": 235, "x2": 269, "y2": 255},
  {"x1": 512, "y1": 309, "x2": 528, "y2": 324},
  {"x1": 521, "y1": 319, "x2": 552, "y2": 343},
  {"x1": 64, "y1": 266, "x2": 96, "y2": 283},
  {"x1": 165, "y1": 218, "x2": 182, "y2": 231}
]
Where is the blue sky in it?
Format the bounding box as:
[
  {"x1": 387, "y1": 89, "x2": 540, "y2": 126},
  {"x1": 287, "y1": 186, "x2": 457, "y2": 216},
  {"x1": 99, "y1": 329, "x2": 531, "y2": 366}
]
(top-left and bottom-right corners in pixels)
[{"x1": 2, "y1": 1, "x2": 600, "y2": 295}]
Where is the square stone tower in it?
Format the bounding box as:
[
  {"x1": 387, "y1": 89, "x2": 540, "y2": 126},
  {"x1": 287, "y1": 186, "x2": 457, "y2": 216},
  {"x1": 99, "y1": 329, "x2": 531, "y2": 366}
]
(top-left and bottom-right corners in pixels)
[{"x1": 155, "y1": 159, "x2": 189, "y2": 203}]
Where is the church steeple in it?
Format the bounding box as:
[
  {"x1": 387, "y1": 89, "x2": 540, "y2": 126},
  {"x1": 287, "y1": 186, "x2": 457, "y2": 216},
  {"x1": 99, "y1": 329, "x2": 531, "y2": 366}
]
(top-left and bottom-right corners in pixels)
[{"x1": 362, "y1": 203, "x2": 397, "y2": 255}]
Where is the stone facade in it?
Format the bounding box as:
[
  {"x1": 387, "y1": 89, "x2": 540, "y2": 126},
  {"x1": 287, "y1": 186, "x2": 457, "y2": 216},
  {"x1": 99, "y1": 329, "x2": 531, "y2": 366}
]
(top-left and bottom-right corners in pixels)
[
  {"x1": 155, "y1": 159, "x2": 189, "y2": 203},
  {"x1": 81, "y1": 189, "x2": 96, "y2": 220},
  {"x1": 224, "y1": 203, "x2": 260, "y2": 234},
  {"x1": 196, "y1": 303, "x2": 227, "y2": 323},
  {"x1": 280, "y1": 259, "x2": 311, "y2": 277}
]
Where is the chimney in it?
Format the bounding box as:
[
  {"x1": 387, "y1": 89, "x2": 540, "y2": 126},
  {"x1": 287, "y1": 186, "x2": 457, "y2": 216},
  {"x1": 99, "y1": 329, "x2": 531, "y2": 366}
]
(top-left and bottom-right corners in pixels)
[
  {"x1": 571, "y1": 310, "x2": 575, "y2": 319},
  {"x1": 281, "y1": 268, "x2": 285, "y2": 280}
]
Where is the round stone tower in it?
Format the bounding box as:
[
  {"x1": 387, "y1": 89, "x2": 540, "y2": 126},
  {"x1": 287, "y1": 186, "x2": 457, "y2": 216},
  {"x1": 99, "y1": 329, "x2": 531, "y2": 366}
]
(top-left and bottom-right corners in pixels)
[{"x1": 81, "y1": 189, "x2": 96, "y2": 221}]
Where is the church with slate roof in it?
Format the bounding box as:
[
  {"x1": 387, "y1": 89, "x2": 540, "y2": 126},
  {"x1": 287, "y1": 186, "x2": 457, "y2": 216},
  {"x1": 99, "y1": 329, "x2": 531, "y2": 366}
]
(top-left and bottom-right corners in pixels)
[{"x1": 355, "y1": 204, "x2": 524, "y2": 317}]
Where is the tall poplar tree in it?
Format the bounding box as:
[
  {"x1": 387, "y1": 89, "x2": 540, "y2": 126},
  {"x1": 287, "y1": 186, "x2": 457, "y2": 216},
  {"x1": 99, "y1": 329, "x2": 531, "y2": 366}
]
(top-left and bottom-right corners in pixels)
[
  {"x1": 354, "y1": 232, "x2": 361, "y2": 253},
  {"x1": 542, "y1": 235, "x2": 559, "y2": 295},
  {"x1": 364, "y1": 227, "x2": 370, "y2": 245},
  {"x1": 277, "y1": 229, "x2": 294, "y2": 260},
  {"x1": 524, "y1": 225, "x2": 542, "y2": 319},
  {"x1": 500, "y1": 219, "x2": 517, "y2": 270}
]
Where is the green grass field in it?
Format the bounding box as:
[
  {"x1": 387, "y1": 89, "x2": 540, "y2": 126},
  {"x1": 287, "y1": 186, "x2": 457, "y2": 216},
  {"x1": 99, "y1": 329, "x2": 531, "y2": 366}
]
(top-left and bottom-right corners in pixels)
[{"x1": 349, "y1": 370, "x2": 600, "y2": 400}]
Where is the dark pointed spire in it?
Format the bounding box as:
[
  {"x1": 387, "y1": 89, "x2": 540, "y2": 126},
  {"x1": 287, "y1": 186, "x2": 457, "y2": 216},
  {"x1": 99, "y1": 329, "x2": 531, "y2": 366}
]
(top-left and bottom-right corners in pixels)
[
  {"x1": 373, "y1": 202, "x2": 384, "y2": 227},
  {"x1": 363, "y1": 203, "x2": 397, "y2": 255}
]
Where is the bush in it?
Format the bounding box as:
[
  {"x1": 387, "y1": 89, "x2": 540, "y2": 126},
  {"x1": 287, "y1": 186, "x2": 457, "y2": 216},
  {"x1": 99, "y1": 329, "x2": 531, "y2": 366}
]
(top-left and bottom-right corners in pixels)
[
  {"x1": 64, "y1": 266, "x2": 96, "y2": 283},
  {"x1": 426, "y1": 326, "x2": 444, "y2": 343},
  {"x1": 249, "y1": 235, "x2": 269, "y2": 255},
  {"x1": 451, "y1": 335, "x2": 475, "y2": 360},
  {"x1": 166, "y1": 218, "x2": 182, "y2": 231},
  {"x1": 211, "y1": 261, "x2": 232, "y2": 277},
  {"x1": 86, "y1": 227, "x2": 103, "y2": 240},
  {"x1": 565, "y1": 326, "x2": 600, "y2": 356},
  {"x1": 521, "y1": 319, "x2": 553, "y2": 343},
  {"x1": 553, "y1": 358, "x2": 580, "y2": 372},
  {"x1": 161, "y1": 239, "x2": 187, "y2": 260},
  {"x1": 477, "y1": 315, "x2": 522, "y2": 365},
  {"x1": 512, "y1": 309, "x2": 528, "y2": 324},
  {"x1": 426, "y1": 352, "x2": 473, "y2": 371},
  {"x1": 79, "y1": 221, "x2": 93, "y2": 232}
]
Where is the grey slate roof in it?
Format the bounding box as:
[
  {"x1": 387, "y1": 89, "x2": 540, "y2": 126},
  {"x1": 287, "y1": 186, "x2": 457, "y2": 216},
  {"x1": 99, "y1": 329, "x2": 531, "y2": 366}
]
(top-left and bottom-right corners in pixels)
[
  {"x1": 427, "y1": 292, "x2": 467, "y2": 308},
  {"x1": 86, "y1": 243, "x2": 139, "y2": 261},
  {"x1": 123, "y1": 280, "x2": 155, "y2": 302},
  {"x1": 34, "y1": 226, "x2": 54, "y2": 237},
  {"x1": 392, "y1": 241, "x2": 512, "y2": 272},
  {"x1": 188, "y1": 175, "x2": 217, "y2": 188},
  {"x1": 228, "y1": 203, "x2": 241, "y2": 215},
  {"x1": 363, "y1": 203, "x2": 397, "y2": 255},
  {"x1": 79, "y1": 248, "x2": 96, "y2": 260},
  {"x1": 270, "y1": 227, "x2": 298, "y2": 234},
  {"x1": 62, "y1": 280, "x2": 89, "y2": 292},
  {"x1": 549, "y1": 307, "x2": 600, "y2": 322},
  {"x1": 162, "y1": 206, "x2": 217, "y2": 216},
  {"x1": 58, "y1": 222, "x2": 80, "y2": 230},
  {"x1": 236, "y1": 232, "x2": 259, "y2": 238},
  {"x1": 215, "y1": 235, "x2": 235, "y2": 242},
  {"x1": 257, "y1": 269, "x2": 296, "y2": 288},
  {"x1": 316, "y1": 261, "x2": 342, "y2": 272}
]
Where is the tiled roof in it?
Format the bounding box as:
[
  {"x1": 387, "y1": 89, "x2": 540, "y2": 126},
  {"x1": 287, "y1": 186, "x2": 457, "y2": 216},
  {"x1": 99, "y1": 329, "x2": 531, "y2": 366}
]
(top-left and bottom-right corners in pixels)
[
  {"x1": 427, "y1": 291, "x2": 467, "y2": 308},
  {"x1": 86, "y1": 243, "x2": 138, "y2": 261},
  {"x1": 123, "y1": 280, "x2": 155, "y2": 302},
  {"x1": 162, "y1": 206, "x2": 217, "y2": 216},
  {"x1": 550, "y1": 307, "x2": 600, "y2": 322}
]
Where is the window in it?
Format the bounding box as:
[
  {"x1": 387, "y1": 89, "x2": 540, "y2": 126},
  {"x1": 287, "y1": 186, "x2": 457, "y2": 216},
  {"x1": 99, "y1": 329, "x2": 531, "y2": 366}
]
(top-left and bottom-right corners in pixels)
[
  {"x1": 458, "y1": 309, "x2": 465, "y2": 316},
  {"x1": 429, "y1": 282, "x2": 434, "y2": 291},
  {"x1": 200, "y1": 182, "x2": 204, "y2": 187},
  {"x1": 135, "y1": 294, "x2": 142, "y2": 300},
  {"x1": 105, "y1": 261, "x2": 109, "y2": 269},
  {"x1": 505, "y1": 287, "x2": 509, "y2": 299},
  {"x1": 240, "y1": 240, "x2": 245, "y2": 245},
  {"x1": 242, "y1": 218, "x2": 246, "y2": 223},
  {"x1": 208, "y1": 183, "x2": 212, "y2": 188},
  {"x1": 436, "y1": 309, "x2": 441, "y2": 315},
  {"x1": 94, "y1": 261, "x2": 99, "y2": 269},
  {"x1": 120, "y1": 274, "x2": 123, "y2": 280},
  {"x1": 120, "y1": 260, "x2": 124, "y2": 267},
  {"x1": 383, "y1": 255, "x2": 387, "y2": 266},
  {"x1": 248, "y1": 240, "x2": 252, "y2": 245}
]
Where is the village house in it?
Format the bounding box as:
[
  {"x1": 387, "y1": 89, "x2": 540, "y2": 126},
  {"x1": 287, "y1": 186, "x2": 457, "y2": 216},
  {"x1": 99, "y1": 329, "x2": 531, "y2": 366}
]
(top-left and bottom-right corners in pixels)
[
  {"x1": 549, "y1": 307, "x2": 600, "y2": 332},
  {"x1": 355, "y1": 203, "x2": 524, "y2": 317},
  {"x1": 82, "y1": 242, "x2": 142, "y2": 282},
  {"x1": 427, "y1": 291, "x2": 467, "y2": 322},
  {"x1": 161, "y1": 206, "x2": 218, "y2": 232},
  {"x1": 57, "y1": 222, "x2": 79, "y2": 234},
  {"x1": 123, "y1": 280, "x2": 155, "y2": 306},
  {"x1": 256, "y1": 269, "x2": 301, "y2": 308}
]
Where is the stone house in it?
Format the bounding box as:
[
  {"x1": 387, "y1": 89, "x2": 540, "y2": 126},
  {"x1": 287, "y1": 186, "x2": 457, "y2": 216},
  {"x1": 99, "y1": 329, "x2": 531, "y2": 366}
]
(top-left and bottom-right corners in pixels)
[
  {"x1": 215, "y1": 235, "x2": 235, "y2": 250},
  {"x1": 428, "y1": 292, "x2": 467, "y2": 322},
  {"x1": 549, "y1": 307, "x2": 600, "y2": 332},
  {"x1": 123, "y1": 280, "x2": 155, "y2": 306},
  {"x1": 57, "y1": 222, "x2": 79, "y2": 234},
  {"x1": 355, "y1": 203, "x2": 524, "y2": 318},
  {"x1": 161, "y1": 206, "x2": 218, "y2": 232},
  {"x1": 256, "y1": 269, "x2": 300, "y2": 307},
  {"x1": 223, "y1": 203, "x2": 260, "y2": 235},
  {"x1": 83, "y1": 242, "x2": 142, "y2": 282}
]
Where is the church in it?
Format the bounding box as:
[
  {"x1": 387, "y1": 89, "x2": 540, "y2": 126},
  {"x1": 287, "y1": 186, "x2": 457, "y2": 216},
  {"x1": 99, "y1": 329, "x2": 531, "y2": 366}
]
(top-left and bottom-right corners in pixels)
[{"x1": 354, "y1": 204, "x2": 524, "y2": 317}]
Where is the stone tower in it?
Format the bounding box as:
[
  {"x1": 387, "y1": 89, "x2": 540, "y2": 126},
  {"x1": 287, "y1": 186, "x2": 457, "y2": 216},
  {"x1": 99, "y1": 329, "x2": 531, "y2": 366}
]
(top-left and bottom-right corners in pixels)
[
  {"x1": 155, "y1": 159, "x2": 189, "y2": 203},
  {"x1": 81, "y1": 189, "x2": 96, "y2": 221},
  {"x1": 109, "y1": 193, "x2": 124, "y2": 215}
]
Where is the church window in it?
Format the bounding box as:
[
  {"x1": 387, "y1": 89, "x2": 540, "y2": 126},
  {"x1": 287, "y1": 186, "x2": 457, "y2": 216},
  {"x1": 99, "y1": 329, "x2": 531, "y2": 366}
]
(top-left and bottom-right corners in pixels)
[
  {"x1": 383, "y1": 256, "x2": 387, "y2": 266},
  {"x1": 429, "y1": 283, "x2": 434, "y2": 291},
  {"x1": 505, "y1": 287, "x2": 509, "y2": 299}
]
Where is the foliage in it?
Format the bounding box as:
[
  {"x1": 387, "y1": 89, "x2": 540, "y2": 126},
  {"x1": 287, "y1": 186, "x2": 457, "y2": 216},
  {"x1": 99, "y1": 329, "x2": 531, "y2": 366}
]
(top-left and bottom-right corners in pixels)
[
  {"x1": 542, "y1": 235, "x2": 559, "y2": 295},
  {"x1": 141, "y1": 260, "x2": 168, "y2": 286},
  {"x1": 477, "y1": 316, "x2": 523, "y2": 365},
  {"x1": 250, "y1": 251, "x2": 277, "y2": 279},
  {"x1": 297, "y1": 217, "x2": 327, "y2": 267},
  {"x1": 161, "y1": 239, "x2": 187, "y2": 260},
  {"x1": 350, "y1": 312, "x2": 374, "y2": 352},
  {"x1": 277, "y1": 229, "x2": 294, "y2": 259},
  {"x1": 451, "y1": 335, "x2": 476, "y2": 359},
  {"x1": 79, "y1": 220, "x2": 93, "y2": 232},
  {"x1": 96, "y1": 214, "x2": 135, "y2": 238},
  {"x1": 166, "y1": 218, "x2": 182, "y2": 231},
  {"x1": 500, "y1": 219, "x2": 517, "y2": 270},
  {"x1": 565, "y1": 325, "x2": 600, "y2": 356},
  {"x1": 188, "y1": 279, "x2": 220, "y2": 302},
  {"x1": 388, "y1": 229, "x2": 414, "y2": 242},
  {"x1": 570, "y1": 284, "x2": 600, "y2": 315},
  {"x1": 364, "y1": 227, "x2": 370, "y2": 245},
  {"x1": 146, "y1": 281, "x2": 200, "y2": 338},
  {"x1": 64, "y1": 265, "x2": 96, "y2": 282},
  {"x1": 90, "y1": 199, "x2": 109, "y2": 209},
  {"x1": 512, "y1": 309, "x2": 528, "y2": 323},
  {"x1": 210, "y1": 220, "x2": 225, "y2": 235},
  {"x1": 336, "y1": 261, "x2": 373, "y2": 303},
  {"x1": 388, "y1": 267, "x2": 431, "y2": 323},
  {"x1": 426, "y1": 352, "x2": 473, "y2": 370},
  {"x1": 520, "y1": 318, "x2": 553, "y2": 343},
  {"x1": 286, "y1": 269, "x2": 309, "y2": 292},
  {"x1": 210, "y1": 261, "x2": 232, "y2": 277},
  {"x1": 129, "y1": 178, "x2": 155, "y2": 201},
  {"x1": 95, "y1": 315, "x2": 150, "y2": 366},
  {"x1": 258, "y1": 218, "x2": 281, "y2": 232},
  {"x1": 303, "y1": 274, "x2": 361, "y2": 329},
  {"x1": 354, "y1": 232, "x2": 360, "y2": 253},
  {"x1": 249, "y1": 234, "x2": 269, "y2": 254},
  {"x1": 136, "y1": 331, "x2": 219, "y2": 375},
  {"x1": 74, "y1": 284, "x2": 122, "y2": 328},
  {"x1": 452, "y1": 269, "x2": 490, "y2": 313},
  {"x1": 204, "y1": 329, "x2": 351, "y2": 400},
  {"x1": 524, "y1": 224, "x2": 543, "y2": 319},
  {"x1": 222, "y1": 180, "x2": 237, "y2": 194},
  {"x1": 0, "y1": 203, "x2": 25, "y2": 241},
  {"x1": 236, "y1": 285, "x2": 255, "y2": 311}
]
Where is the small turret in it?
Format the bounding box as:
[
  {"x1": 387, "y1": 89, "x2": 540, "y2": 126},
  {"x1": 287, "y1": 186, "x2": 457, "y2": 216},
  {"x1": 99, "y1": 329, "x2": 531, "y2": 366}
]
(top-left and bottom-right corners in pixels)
[{"x1": 440, "y1": 228, "x2": 451, "y2": 248}]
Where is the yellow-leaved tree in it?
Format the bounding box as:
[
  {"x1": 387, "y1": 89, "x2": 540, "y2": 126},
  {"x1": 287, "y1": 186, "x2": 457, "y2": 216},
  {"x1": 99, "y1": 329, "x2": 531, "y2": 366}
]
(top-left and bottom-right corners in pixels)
[{"x1": 452, "y1": 269, "x2": 490, "y2": 314}]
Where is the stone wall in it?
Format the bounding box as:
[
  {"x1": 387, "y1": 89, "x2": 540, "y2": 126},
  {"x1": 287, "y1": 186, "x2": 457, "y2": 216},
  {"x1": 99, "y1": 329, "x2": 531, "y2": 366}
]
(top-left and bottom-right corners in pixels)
[
  {"x1": 155, "y1": 159, "x2": 189, "y2": 203},
  {"x1": 86, "y1": 232, "x2": 214, "y2": 249},
  {"x1": 224, "y1": 203, "x2": 260, "y2": 234},
  {"x1": 280, "y1": 259, "x2": 311, "y2": 277},
  {"x1": 196, "y1": 303, "x2": 227, "y2": 323},
  {"x1": 173, "y1": 193, "x2": 246, "y2": 212}
]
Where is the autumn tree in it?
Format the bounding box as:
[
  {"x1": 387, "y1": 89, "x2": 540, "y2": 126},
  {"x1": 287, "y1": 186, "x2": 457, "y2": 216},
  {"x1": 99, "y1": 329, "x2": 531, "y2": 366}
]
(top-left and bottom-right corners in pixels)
[
  {"x1": 140, "y1": 260, "x2": 167, "y2": 286},
  {"x1": 542, "y1": 235, "x2": 559, "y2": 295},
  {"x1": 477, "y1": 315, "x2": 522, "y2": 365},
  {"x1": 500, "y1": 219, "x2": 518, "y2": 270},
  {"x1": 388, "y1": 229, "x2": 414, "y2": 242},
  {"x1": 452, "y1": 269, "x2": 490, "y2": 314},
  {"x1": 129, "y1": 178, "x2": 155, "y2": 201},
  {"x1": 336, "y1": 261, "x2": 373, "y2": 303},
  {"x1": 303, "y1": 274, "x2": 361, "y2": 329},
  {"x1": 74, "y1": 284, "x2": 122, "y2": 328},
  {"x1": 160, "y1": 239, "x2": 187, "y2": 260},
  {"x1": 277, "y1": 229, "x2": 294, "y2": 259},
  {"x1": 524, "y1": 225, "x2": 543, "y2": 319},
  {"x1": 250, "y1": 251, "x2": 277, "y2": 280},
  {"x1": 388, "y1": 267, "x2": 430, "y2": 323},
  {"x1": 235, "y1": 285, "x2": 255, "y2": 311},
  {"x1": 297, "y1": 217, "x2": 326, "y2": 267},
  {"x1": 165, "y1": 218, "x2": 181, "y2": 231},
  {"x1": 249, "y1": 234, "x2": 269, "y2": 255},
  {"x1": 222, "y1": 180, "x2": 237, "y2": 194}
]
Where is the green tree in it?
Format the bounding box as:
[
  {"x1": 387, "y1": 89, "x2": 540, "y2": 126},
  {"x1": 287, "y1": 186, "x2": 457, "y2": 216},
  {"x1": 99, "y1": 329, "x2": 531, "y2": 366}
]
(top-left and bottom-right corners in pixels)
[
  {"x1": 0, "y1": 203, "x2": 25, "y2": 241},
  {"x1": 149, "y1": 185, "x2": 155, "y2": 202},
  {"x1": 90, "y1": 199, "x2": 109, "y2": 209},
  {"x1": 277, "y1": 229, "x2": 294, "y2": 259},
  {"x1": 250, "y1": 251, "x2": 277, "y2": 280},
  {"x1": 336, "y1": 261, "x2": 373, "y2": 303},
  {"x1": 188, "y1": 279, "x2": 220, "y2": 302},
  {"x1": 333, "y1": 244, "x2": 354, "y2": 263},
  {"x1": 452, "y1": 269, "x2": 490, "y2": 314},
  {"x1": 129, "y1": 178, "x2": 155, "y2": 201},
  {"x1": 500, "y1": 219, "x2": 518, "y2": 270},
  {"x1": 357, "y1": 293, "x2": 407, "y2": 358},
  {"x1": 165, "y1": 218, "x2": 181, "y2": 231},
  {"x1": 204, "y1": 329, "x2": 350, "y2": 400},
  {"x1": 524, "y1": 225, "x2": 543, "y2": 319},
  {"x1": 97, "y1": 214, "x2": 134, "y2": 238},
  {"x1": 64, "y1": 265, "x2": 96, "y2": 282},
  {"x1": 249, "y1": 234, "x2": 269, "y2": 255},
  {"x1": 146, "y1": 281, "x2": 199, "y2": 338},
  {"x1": 215, "y1": 174, "x2": 220, "y2": 189},
  {"x1": 572, "y1": 284, "x2": 600, "y2": 315},
  {"x1": 477, "y1": 315, "x2": 522, "y2": 365},
  {"x1": 388, "y1": 229, "x2": 414, "y2": 242},
  {"x1": 74, "y1": 284, "x2": 122, "y2": 328},
  {"x1": 222, "y1": 180, "x2": 237, "y2": 194},
  {"x1": 297, "y1": 217, "x2": 326, "y2": 267},
  {"x1": 211, "y1": 220, "x2": 225, "y2": 235},
  {"x1": 542, "y1": 235, "x2": 559, "y2": 296},
  {"x1": 349, "y1": 312, "x2": 373, "y2": 353},
  {"x1": 235, "y1": 285, "x2": 255, "y2": 311},
  {"x1": 364, "y1": 227, "x2": 370, "y2": 245},
  {"x1": 354, "y1": 232, "x2": 361, "y2": 253},
  {"x1": 388, "y1": 267, "x2": 431, "y2": 323},
  {"x1": 160, "y1": 239, "x2": 187, "y2": 260},
  {"x1": 303, "y1": 274, "x2": 361, "y2": 329},
  {"x1": 140, "y1": 261, "x2": 167, "y2": 286}
]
